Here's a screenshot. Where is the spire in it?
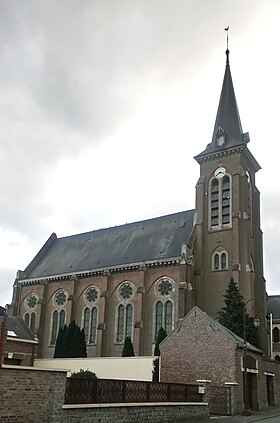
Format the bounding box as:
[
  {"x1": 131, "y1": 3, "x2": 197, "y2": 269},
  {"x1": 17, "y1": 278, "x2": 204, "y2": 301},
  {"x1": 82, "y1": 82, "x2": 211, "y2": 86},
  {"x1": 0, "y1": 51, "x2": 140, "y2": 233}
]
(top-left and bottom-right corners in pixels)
[{"x1": 211, "y1": 48, "x2": 243, "y2": 146}]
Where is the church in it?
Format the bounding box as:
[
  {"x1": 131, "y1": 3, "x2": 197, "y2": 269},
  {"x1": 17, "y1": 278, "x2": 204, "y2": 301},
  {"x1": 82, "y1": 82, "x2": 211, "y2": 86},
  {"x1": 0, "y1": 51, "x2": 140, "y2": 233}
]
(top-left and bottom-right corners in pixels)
[{"x1": 9, "y1": 48, "x2": 268, "y2": 358}]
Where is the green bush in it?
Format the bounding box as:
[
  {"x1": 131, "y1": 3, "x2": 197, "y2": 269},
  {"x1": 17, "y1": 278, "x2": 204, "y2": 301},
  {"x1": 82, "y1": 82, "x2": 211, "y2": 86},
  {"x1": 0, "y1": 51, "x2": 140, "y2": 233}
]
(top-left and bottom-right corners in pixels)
[{"x1": 70, "y1": 369, "x2": 97, "y2": 379}]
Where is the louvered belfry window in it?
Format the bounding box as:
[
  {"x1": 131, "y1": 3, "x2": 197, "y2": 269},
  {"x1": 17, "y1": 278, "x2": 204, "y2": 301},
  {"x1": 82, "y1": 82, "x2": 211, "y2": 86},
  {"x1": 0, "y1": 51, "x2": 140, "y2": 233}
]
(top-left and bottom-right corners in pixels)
[{"x1": 210, "y1": 175, "x2": 231, "y2": 228}]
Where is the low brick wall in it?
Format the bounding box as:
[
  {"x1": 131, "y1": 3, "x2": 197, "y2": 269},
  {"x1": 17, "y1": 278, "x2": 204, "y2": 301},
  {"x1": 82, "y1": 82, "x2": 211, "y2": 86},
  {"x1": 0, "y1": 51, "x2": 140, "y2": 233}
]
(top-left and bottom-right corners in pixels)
[
  {"x1": 0, "y1": 365, "x2": 209, "y2": 423},
  {"x1": 62, "y1": 403, "x2": 209, "y2": 422},
  {"x1": 0, "y1": 365, "x2": 67, "y2": 423}
]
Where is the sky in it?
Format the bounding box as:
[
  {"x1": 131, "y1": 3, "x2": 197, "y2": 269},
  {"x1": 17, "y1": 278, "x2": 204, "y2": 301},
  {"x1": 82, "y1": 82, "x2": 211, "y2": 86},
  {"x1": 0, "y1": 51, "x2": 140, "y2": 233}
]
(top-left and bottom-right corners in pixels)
[{"x1": 1, "y1": 0, "x2": 280, "y2": 307}]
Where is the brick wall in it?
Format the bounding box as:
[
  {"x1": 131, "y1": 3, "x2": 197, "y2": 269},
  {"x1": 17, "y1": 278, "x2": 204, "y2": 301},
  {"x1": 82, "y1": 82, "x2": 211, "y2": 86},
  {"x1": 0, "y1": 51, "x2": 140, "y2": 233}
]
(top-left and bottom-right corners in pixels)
[
  {"x1": 62, "y1": 403, "x2": 209, "y2": 422},
  {"x1": 0, "y1": 366, "x2": 66, "y2": 423},
  {"x1": 4, "y1": 339, "x2": 38, "y2": 366}
]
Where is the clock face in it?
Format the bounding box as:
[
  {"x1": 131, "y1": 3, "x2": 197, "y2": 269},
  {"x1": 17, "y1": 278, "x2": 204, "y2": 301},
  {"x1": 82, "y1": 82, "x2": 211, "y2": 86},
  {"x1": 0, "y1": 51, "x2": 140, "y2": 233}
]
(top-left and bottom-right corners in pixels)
[{"x1": 215, "y1": 167, "x2": 226, "y2": 178}]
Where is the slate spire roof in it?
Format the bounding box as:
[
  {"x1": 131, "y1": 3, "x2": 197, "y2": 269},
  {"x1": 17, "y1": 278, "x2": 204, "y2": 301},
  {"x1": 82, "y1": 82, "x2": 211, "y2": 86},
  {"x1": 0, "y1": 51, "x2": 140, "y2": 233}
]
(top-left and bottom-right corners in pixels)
[
  {"x1": 194, "y1": 49, "x2": 261, "y2": 171},
  {"x1": 211, "y1": 49, "x2": 243, "y2": 146}
]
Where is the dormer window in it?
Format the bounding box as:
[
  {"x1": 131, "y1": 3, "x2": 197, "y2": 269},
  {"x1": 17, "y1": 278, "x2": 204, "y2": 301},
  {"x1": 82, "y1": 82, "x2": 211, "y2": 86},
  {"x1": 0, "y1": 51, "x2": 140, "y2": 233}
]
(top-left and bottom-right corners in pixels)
[{"x1": 216, "y1": 127, "x2": 225, "y2": 147}]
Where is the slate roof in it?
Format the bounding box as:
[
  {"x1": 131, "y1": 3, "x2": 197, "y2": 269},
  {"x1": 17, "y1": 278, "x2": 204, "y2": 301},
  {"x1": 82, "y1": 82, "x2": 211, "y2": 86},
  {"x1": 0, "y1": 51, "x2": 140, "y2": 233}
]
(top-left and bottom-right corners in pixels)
[
  {"x1": 267, "y1": 296, "x2": 280, "y2": 322},
  {"x1": 0, "y1": 316, "x2": 36, "y2": 341},
  {"x1": 20, "y1": 209, "x2": 195, "y2": 281},
  {"x1": 161, "y1": 306, "x2": 263, "y2": 355}
]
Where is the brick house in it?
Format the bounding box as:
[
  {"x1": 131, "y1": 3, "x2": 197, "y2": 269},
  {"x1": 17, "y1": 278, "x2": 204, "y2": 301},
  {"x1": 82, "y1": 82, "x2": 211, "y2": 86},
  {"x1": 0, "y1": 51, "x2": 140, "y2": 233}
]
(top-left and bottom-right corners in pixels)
[
  {"x1": 160, "y1": 306, "x2": 280, "y2": 414},
  {"x1": 0, "y1": 314, "x2": 38, "y2": 366}
]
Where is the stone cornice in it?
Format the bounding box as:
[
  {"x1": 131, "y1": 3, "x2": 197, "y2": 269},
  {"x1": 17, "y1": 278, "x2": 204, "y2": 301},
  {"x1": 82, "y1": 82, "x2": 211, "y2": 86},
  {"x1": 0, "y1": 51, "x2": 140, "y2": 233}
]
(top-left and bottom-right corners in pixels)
[
  {"x1": 17, "y1": 257, "x2": 181, "y2": 286},
  {"x1": 195, "y1": 145, "x2": 261, "y2": 172}
]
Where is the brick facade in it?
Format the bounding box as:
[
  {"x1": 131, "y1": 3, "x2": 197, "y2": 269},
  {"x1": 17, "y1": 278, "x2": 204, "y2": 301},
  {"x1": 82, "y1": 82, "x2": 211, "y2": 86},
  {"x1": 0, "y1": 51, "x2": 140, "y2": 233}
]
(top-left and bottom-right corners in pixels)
[{"x1": 160, "y1": 306, "x2": 280, "y2": 414}]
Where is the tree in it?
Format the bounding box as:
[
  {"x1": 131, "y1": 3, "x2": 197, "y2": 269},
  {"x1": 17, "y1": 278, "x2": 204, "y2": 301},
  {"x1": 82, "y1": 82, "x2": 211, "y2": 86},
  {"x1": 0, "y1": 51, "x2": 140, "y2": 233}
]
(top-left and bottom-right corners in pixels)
[
  {"x1": 217, "y1": 278, "x2": 260, "y2": 348},
  {"x1": 122, "y1": 336, "x2": 135, "y2": 357},
  {"x1": 152, "y1": 327, "x2": 167, "y2": 382},
  {"x1": 54, "y1": 321, "x2": 87, "y2": 358},
  {"x1": 54, "y1": 325, "x2": 67, "y2": 358}
]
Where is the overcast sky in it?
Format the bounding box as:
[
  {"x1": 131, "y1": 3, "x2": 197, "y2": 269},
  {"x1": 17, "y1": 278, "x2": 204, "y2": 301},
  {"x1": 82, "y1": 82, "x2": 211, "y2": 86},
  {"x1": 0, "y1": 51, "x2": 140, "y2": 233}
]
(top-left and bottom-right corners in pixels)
[{"x1": 1, "y1": 0, "x2": 280, "y2": 307}]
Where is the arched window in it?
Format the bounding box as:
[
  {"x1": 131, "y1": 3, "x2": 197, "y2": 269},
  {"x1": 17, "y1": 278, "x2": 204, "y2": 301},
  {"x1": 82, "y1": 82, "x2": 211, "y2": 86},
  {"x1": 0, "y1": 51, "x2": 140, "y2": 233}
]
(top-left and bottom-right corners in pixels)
[
  {"x1": 83, "y1": 307, "x2": 90, "y2": 342},
  {"x1": 59, "y1": 309, "x2": 65, "y2": 328},
  {"x1": 273, "y1": 327, "x2": 280, "y2": 343},
  {"x1": 51, "y1": 310, "x2": 58, "y2": 345},
  {"x1": 221, "y1": 252, "x2": 227, "y2": 270},
  {"x1": 210, "y1": 172, "x2": 231, "y2": 229},
  {"x1": 155, "y1": 301, "x2": 163, "y2": 338},
  {"x1": 212, "y1": 250, "x2": 228, "y2": 271},
  {"x1": 50, "y1": 309, "x2": 66, "y2": 346},
  {"x1": 90, "y1": 307, "x2": 98, "y2": 344},
  {"x1": 211, "y1": 179, "x2": 219, "y2": 227},
  {"x1": 116, "y1": 304, "x2": 133, "y2": 343},
  {"x1": 165, "y1": 301, "x2": 173, "y2": 334},
  {"x1": 30, "y1": 312, "x2": 36, "y2": 333},
  {"x1": 214, "y1": 253, "x2": 219, "y2": 270},
  {"x1": 24, "y1": 313, "x2": 30, "y2": 327},
  {"x1": 83, "y1": 307, "x2": 98, "y2": 344},
  {"x1": 154, "y1": 300, "x2": 173, "y2": 339},
  {"x1": 126, "y1": 304, "x2": 133, "y2": 338},
  {"x1": 117, "y1": 304, "x2": 125, "y2": 342},
  {"x1": 222, "y1": 176, "x2": 230, "y2": 224}
]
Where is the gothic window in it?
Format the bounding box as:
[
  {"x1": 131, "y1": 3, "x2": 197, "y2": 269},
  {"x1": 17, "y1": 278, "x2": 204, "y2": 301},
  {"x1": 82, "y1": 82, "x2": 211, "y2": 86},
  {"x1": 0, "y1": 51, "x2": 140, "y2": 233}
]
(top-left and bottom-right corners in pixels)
[
  {"x1": 51, "y1": 310, "x2": 58, "y2": 345},
  {"x1": 165, "y1": 301, "x2": 173, "y2": 334},
  {"x1": 211, "y1": 179, "x2": 219, "y2": 226},
  {"x1": 24, "y1": 313, "x2": 30, "y2": 327},
  {"x1": 83, "y1": 307, "x2": 90, "y2": 341},
  {"x1": 50, "y1": 309, "x2": 66, "y2": 346},
  {"x1": 90, "y1": 307, "x2": 98, "y2": 344},
  {"x1": 273, "y1": 327, "x2": 280, "y2": 343},
  {"x1": 116, "y1": 303, "x2": 133, "y2": 343},
  {"x1": 154, "y1": 300, "x2": 173, "y2": 339},
  {"x1": 155, "y1": 301, "x2": 163, "y2": 338},
  {"x1": 212, "y1": 250, "x2": 228, "y2": 271},
  {"x1": 30, "y1": 312, "x2": 36, "y2": 333},
  {"x1": 222, "y1": 176, "x2": 230, "y2": 224},
  {"x1": 83, "y1": 306, "x2": 98, "y2": 344},
  {"x1": 210, "y1": 172, "x2": 231, "y2": 229}
]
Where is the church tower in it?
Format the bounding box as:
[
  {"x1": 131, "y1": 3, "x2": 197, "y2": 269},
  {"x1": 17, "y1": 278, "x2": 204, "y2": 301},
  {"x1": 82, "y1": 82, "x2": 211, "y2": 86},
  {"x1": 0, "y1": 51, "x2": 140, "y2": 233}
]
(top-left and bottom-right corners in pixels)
[{"x1": 193, "y1": 49, "x2": 266, "y2": 338}]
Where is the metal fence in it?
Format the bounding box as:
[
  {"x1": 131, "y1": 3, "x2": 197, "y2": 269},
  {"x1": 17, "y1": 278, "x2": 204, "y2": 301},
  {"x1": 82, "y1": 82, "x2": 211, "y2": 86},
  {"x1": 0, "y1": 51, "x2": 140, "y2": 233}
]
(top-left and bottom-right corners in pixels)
[{"x1": 64, "y1": 378, "x2": 203, "y2": 405}]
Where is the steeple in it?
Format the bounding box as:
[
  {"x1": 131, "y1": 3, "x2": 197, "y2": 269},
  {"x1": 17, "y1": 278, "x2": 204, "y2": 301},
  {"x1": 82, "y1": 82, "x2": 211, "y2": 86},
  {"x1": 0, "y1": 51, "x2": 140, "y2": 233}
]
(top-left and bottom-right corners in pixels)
[
  {"x1": 194, "y1": 47, "x2": 259, "y2": 167},
  {"x1": 211, "y1": 48, "x2": 243, "y2": 146}
]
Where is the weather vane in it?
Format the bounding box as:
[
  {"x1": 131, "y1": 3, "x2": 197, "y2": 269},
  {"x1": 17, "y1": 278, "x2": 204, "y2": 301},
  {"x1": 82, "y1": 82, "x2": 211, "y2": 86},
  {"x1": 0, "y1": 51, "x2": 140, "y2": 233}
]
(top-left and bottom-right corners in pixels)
[
  {"x1": 224, "y1": 26, "x2": 229, "y2": 50},
  {"x1": 224, "y1": 26, "x2": 230, "y2": 65}
]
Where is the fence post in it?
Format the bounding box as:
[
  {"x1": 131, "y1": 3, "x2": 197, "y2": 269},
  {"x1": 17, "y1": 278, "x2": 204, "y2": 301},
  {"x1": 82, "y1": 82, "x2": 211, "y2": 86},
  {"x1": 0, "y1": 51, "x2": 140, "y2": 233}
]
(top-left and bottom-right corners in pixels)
[
  {"x1": 196, "y1": 379, "x2": 211, "y2": 404},
  {"x1": 225, "y1": 382, "x2": 238, "y2": 416}
]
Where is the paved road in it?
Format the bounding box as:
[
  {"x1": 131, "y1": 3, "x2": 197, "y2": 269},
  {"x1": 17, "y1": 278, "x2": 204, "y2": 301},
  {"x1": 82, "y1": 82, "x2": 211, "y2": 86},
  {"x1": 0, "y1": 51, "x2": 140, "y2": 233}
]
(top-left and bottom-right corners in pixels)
[{"x1": 192, "y1": 406, "x2": 280, "y2": 423}]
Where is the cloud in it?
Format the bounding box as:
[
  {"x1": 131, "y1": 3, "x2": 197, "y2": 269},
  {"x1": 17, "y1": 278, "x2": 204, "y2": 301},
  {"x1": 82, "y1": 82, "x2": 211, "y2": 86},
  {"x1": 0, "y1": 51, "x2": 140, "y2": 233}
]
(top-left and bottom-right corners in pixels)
[{"x1": 1, "y1": 1, "x2": 280, "y2": 307}]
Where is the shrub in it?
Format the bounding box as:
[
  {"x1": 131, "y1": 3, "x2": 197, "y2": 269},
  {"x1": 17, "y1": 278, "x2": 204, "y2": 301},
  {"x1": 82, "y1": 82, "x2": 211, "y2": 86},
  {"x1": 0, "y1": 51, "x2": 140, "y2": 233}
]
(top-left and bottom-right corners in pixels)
[{"x1": 70, "y1": 369, "x2": 97, "y2": 379}]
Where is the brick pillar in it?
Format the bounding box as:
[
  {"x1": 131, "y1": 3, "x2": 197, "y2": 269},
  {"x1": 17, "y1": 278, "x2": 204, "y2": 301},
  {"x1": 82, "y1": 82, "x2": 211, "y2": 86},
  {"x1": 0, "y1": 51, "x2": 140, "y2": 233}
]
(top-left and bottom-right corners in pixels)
[
  {"x1": 225, "y1": 382, "x2": 238, "y2": 416},
  {"x1": 49, "y1": 371, "x2": 67, "y2": 423}
]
